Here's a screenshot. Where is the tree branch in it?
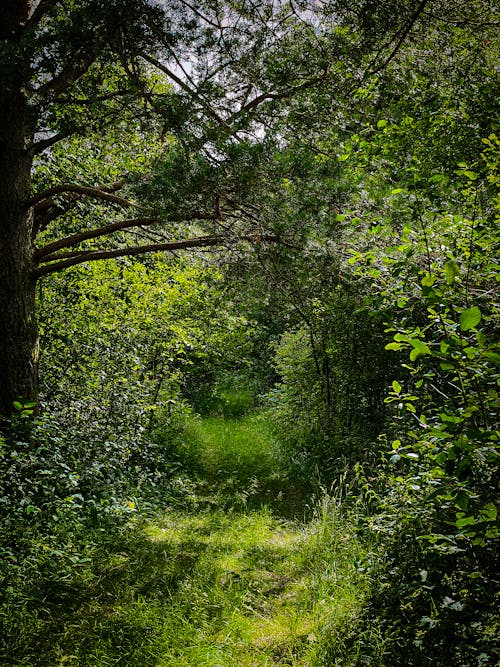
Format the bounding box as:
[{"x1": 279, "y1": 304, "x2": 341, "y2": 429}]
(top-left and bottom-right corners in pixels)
[
  {"x1": 33, "y1": 233, "x2": 283, "y2": 278},
  {"x1": 239, "y1": 70, "x2": 328, "y2": 115},
  {"x1": 38, "y1": 52, "x2": 96, "y2": 98},
  {"x1": 32, "y1": 131, "x2": 71, "y2": 154},
  {"x1": 35, "y1": 216, "x2": 161, "y2": 260},
  {"x1": 33, "y1": 236, "x2": 227, "y2": 277},
  {"x1": 34, "y1": 210, "x2": 220, "y2": 260},
  {"x1": 140, "y1": 52, "x2": 228, "y2": 128},
  {"x1": 24, "y1": 0, "x2": 61, "y2": 32},
  {"x1": 27, "y1": 183, "x2": 135, "y2": 210},
  {"x1": 366, "y1": 0, "x2": 431, "y2": 76}
]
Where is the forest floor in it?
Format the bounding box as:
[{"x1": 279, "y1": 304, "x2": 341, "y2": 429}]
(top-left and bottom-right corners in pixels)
[{"x1": 17, "y1": 412, "x2": 368, "y2": 666}]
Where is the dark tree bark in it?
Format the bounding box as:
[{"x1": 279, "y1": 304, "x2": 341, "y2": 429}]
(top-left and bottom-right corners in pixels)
[{"x1": 0, "y1": 1, "x2": 39, "y2": 416}]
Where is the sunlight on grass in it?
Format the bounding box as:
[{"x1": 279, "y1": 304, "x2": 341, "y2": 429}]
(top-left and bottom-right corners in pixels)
[
  {"x1": 178, "y1": 412, "x2": 310, "y2": 517},
  {"x1": 6, "y1": 412, "x2": 370, "y2": 666},
  {"x1": 136, "y1": 497, "x2": 368, "y2": 667},
  {"x1": 182, "y1": 414, "x2": 279, "y2": 482}
]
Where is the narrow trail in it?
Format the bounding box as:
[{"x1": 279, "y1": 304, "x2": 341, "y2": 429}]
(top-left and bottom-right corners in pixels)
[{"x1": 34, "y1": 412, "x2": 366, "y2": 666}]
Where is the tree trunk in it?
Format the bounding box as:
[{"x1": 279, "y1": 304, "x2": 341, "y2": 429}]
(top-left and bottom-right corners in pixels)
[{"x1": 0, "y1": 4, "x2": 39, "y2": 417}]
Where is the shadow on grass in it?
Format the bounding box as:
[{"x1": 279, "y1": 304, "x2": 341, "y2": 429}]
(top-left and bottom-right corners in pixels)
[
  {"x1": 2, "y1": 412, "x2": 315, "y2": 666},
  {"x1": 1, "y1": 520, "x2": 210, "y2": 667},
  {"x1": 5, "y1": 504, "x2": 319, "y2": 666}
]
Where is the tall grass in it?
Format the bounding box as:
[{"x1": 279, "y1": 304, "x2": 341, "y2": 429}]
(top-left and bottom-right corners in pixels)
[{"x1": 1, "y1": 404, "x2": 371, "y2": 666}]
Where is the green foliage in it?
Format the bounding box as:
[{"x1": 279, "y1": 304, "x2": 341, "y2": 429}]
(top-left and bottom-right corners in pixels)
[
  {"x1": 1, "y1": 408, "x2": 369, "y2": 667},
  {"x1": 264, "y1": 284, "x2": 394, "y2": 484},
  {"x1": 38, "y1": 256, "x2": 251, "y2": 434},
  {"x1": 4, "y1": 2, "x2": 500, "y2": 665},
  {"x1": 334, "y1": 125, "x2": 500, "y2": 663}
]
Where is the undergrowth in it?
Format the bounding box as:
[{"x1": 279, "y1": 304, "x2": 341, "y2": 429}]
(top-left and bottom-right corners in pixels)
[{"x1": 0, "y1": 404, "x2": 370, "y2": 667}]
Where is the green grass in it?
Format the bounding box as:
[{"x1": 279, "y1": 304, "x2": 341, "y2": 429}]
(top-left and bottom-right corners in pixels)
[
  {"x1": 182, "y1": 414, "x2": 277, "y2": 481},
  {"x1": 2, "y1": 411, "x2": 370, "y2": 666},
  {"x1": 178, "y1": 413, "x2": 309, "y2": 516}
]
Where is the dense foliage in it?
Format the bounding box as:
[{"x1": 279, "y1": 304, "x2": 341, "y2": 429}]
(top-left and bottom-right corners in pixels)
[{"x1": 1, "y1": 0, "x2": 499, "y2": 664}]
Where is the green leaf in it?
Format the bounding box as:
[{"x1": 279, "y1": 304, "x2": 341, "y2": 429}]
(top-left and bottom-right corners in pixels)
[
  {"x1": 459, "y1": 306, "x2": 481, "y2": 331},
  {"x1": 377, "y1": 119, "x2": 388, "y2": 129},
  {"x1": 421, "y1": 273, "x2": 436, "y2": 287},
  {"x1": 456, "y1": 515, "x2": 476, "y2": 528},
  {"x1": 444, "y1": 260, "x2": 460, "y2": 285},
  {"x1": 392, "y1": 380, "x2": 402, "y2": 394},
  {"x1": 428, "y1": 173, "x2": 446, "y2": 184},
  {"x1": 479, "y1": 503, "x2": 497, "y2": 521},
  {"x1": 455, "y1": 491, "x2": 469, "y2": 511},
  {"x1": 484, "y1": 351, "x2": 500, "y2": 365},
  {"x1": 409, "y1": 339, "x2": 431, "y2": 360}
]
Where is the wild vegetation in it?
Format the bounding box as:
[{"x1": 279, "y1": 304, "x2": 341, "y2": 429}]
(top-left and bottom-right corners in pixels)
[{"x1": 1, "y1": 1, "x2": 499, "y2": 665}]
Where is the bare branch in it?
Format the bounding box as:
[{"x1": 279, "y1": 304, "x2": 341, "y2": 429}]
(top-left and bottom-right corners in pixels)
[
  {"x1": 33, "y1": 236, "x2": 227, "y2": 277},
  {"x1": 140, "y1": 52, "x2": 228, "y2": 127},
  {"x1": 32, "y1": 131, "x2": 71, "y2": 154},
  {"x1": 24, "y1": 0, "x2": 61, "y2": 32},
  {"x1": 35, "y1": 209, "x2": 220, "y2": 260},
  {"x1": 176, "y1": 0, "x2": 222, "y2": 30},
  {"x1": 237, "y1": 68, "x2": 329, "y2": 115},
  {"x1": 38, "y1": 52, "x2": 96, "y2": 98},
  {"x1": 35, "y1": 216, "x2": 160, "y2": 260}
]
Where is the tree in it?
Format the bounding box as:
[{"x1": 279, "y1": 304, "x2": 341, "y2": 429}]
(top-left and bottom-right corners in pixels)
[{"x1": 0, "y1": 0, "x2": 448, "y2": 416}]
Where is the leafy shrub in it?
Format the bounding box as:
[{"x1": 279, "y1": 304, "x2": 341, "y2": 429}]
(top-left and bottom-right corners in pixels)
[
  {"x1": 264, "y1": 285, "x2": 394, "y2": 483},
  {"x1": 333, "y1": 138, "x2": 500, "y2": 665}
]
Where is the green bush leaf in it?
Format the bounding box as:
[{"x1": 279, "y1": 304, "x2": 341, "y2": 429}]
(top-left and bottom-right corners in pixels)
[
  {"x1": 409, "y1": 339, "x2": 431, "y2": 360},
  {"x1": 444, "y1": 259, "x2": 460, "y2": 285},
  {"x1": 392, "y1": 380, "x2": 402, "y2": 394},
  {"x1": 479, "y1": 503, "x2": 497, "y2": 521},
  {"x1": 421, "y1": 273, "x2": 436, "y2": 287},
  {"x1": 456, "y1": 515, "x2": 476, "y2": 528},
  {"x1": 459, "y1": 306, "x2": 482, "y2": 331}
]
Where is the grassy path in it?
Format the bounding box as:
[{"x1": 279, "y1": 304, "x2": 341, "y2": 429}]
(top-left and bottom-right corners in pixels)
[
  {"x1": 17, "y1": 413, "x2": 367, "y2": 666},
  {"x1": 178, "y1": 414, "x2": 309, "y2": 516}
]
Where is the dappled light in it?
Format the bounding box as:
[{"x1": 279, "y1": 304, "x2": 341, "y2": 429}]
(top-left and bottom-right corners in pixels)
[{"x1": 0, "y1": 0, "x2": 498, "y2": 664}]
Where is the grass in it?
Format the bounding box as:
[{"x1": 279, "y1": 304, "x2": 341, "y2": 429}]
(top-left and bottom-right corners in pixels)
[
  {"x1": 177, "y1": 412, "x2": 308, "y2": 516},
  {"x1": 2, "y1": 406, "x2": 370, "y2": 666}
]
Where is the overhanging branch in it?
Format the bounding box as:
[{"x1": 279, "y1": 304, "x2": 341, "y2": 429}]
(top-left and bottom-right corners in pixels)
[
  {"x1": 27, "y1": 183, "x2": 136, "y2": 210},
  {"x1": 38, "y1": 52, "x2": 96, "y2": 98},
  {"x1": 140, "y1": 52, "x2": 229, "y2": 128},
  {"x1": 365, "y1": 0, "x2": 431, "y2": 77},
  {"x1": 33, "y1": 236, "x2": 227, "y2": 277},
  {"x1": 33, "y1": 233, "x2": 283, "y2": 278},
  {"x1": 238, "y1": 68, "x2": 329, "y2": 115},
  {"x1": 34, "y1": 211, "x2": 220, "y2": 260},
  {"x1": 24, "y1": 0, "x2": 61, "y2": 32},
  {"x1": 35, "y1": 217, "x2": 161, "y2": 260}
]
